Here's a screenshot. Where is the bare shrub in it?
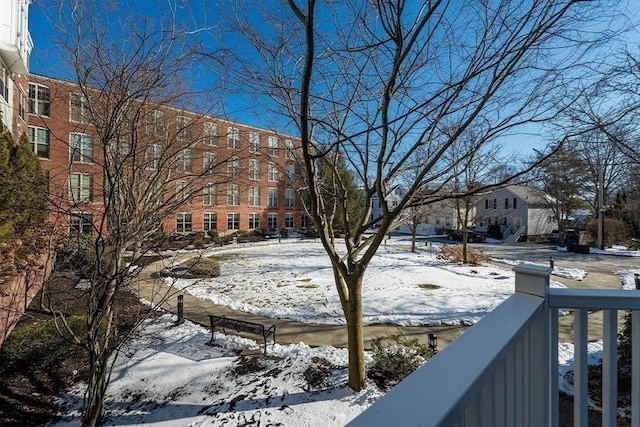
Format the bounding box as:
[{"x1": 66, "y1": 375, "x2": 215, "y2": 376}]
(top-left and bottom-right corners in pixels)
[{"x1": 437, "y1": 244, "x2": 490, "y2": 265}]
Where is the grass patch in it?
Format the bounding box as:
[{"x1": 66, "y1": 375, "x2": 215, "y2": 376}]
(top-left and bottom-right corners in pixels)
[
  {"x1": 297, "y1": 278, "x2": 312, "y2": 282},
  {"x1": 296, "y1": 284, "x2": 318, "y2": 289},
  {"x1": 207, "y1": 253, "x2": 238, "y2": 262},
  {"x1": 417, "y1": 284, "x2": 441, "y2": 290}
]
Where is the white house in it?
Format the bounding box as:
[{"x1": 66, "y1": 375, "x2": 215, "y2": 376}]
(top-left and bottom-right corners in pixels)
[
  {"x1": 475, "y1": 185, "x2": 556, "y2": 242},
  {"x1": 369, "y1": 186, "x2": 475, "y2": 235},
  {"x1": 0, "y1": 0, "x2": 32, "y2": 135}
]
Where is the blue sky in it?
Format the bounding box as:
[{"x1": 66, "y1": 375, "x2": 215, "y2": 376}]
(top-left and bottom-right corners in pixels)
[{"x1": 27, "y1": 1, "x2": 640, "y2": 157}]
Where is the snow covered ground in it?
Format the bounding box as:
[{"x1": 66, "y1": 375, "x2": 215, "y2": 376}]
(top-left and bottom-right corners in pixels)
[
  {"x1": 167, "y1": 240, "x2": 567, "y2": 326},
  {"x1": 52, "y1": 238, "x2": 640, "y2": 426}
]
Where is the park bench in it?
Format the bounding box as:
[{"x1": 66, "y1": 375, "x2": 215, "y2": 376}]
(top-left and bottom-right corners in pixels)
[{"x1": 207, "y1": 315, "x2": 276, "y2": 355}]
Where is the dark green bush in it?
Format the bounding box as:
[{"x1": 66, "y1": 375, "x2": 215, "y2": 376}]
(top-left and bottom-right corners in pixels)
[
  {"x1": 368, "y1": 334, "x2": 433, "y2": 390},
  {"x1": 161, "y1": 257, "x2": 221, "y2": 278},
  {"x1": 280, "y1": 228, "x2": 288, "y2": 238},
  {"x1": 55, "y1": 234, "x2": 96, "y2": 275}
]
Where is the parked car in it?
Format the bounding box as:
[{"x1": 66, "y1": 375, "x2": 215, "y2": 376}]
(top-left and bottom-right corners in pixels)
[
  {"x1": 448, "y1": 230, "x2": 486, "y2": 243},
  {"x1": 550, "y1": 230, "x2": 559, "y2": 242}
]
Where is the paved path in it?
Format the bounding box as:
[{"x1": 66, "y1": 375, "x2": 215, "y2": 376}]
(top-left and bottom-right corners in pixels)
[{"x1": 132, "y1": 249, "x2": 626, "y2": 352}]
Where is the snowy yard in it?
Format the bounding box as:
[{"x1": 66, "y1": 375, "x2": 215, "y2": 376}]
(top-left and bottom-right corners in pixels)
[{"x1": 52, "y1": 238, "x2": 640, "y2": 426}]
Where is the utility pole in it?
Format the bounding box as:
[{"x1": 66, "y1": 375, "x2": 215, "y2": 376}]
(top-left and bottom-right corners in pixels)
[{"x1": 597, "y1": 163, "x2": 604, "y2": 250}]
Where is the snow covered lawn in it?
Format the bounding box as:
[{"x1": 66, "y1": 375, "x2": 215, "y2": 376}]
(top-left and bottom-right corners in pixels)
[{"x1": 168, "y1": 241, "x2": 567, "y2": 326}]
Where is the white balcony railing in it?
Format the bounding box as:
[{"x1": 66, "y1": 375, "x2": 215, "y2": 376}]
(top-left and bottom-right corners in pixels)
[{"x1": 349, "y1": 264, "x2": 640, "y2": 427}]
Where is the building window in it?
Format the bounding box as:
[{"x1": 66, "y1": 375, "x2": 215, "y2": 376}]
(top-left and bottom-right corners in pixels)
[
  {"x1": 69, "y1": 173, "x2": 93, "y2": 202},
  {"x1": 146, "y1": 110, "x2": 165, "y2": 135},
  {"x1": 493, "y1": 199, "x2": 497, "y2": 209},
  {"x1": 70, "y1": 133, "x2": 94, "y2": 163},
  {"x1": 485, "y1": 199, "x2": 489, "y2": 209},
  {"x1": 227, "y1": 212, "x2": 239, "y2": 230},
  {"x1": 249, "y1": 159, "x2": 260, "y2": 180},
  {"x1": 505, "y1": 198, "x2": 509, "y2": 209},
  {"x1": 227, "y1": 157, "x2": 240, "y2": 178},
  {"x1": 176, "y1": 180, "x2": 191, "y2": 204},
  {"x1": 176, "y1": 116, "x2": 192, "y2": 141},
  {"x1": 28, "y1": 83, "x2": 50, "y2": 116},
  {"x1": 248, "y1": 186, "x2": 260, "y2": 206},
  {"x1": 108, "y1": 141, "x2": 131, "y2": 161},
  {"x1": 285, "y1": 139, "x2": 295, "y2": 159},
  {"x1": 268, "y1": 188, "x2": 278, "y2": 207},
  {"x1": 69, "y1": 93, "x2": 90, "y2": 123},
  {"x1": 249, "y1": 132, "x2": 260, "y2": 153},
  {"x1": 145, "y1": 144, "x2": 161, "y2": 169},
  {"x1": 513, "y1": 198, "x2": 517, "y2": 209},
  {"x1": 176, "y1": 213, "x2": 192, "y2": 233},
  {"x1": 285, "y1": 188, "x2": 295, "y2": 208},
  {"x1": 203, "y1": 212, "x2": 217, "y2": 231},
  {"x1": 203, "y1": 183, "x2": 217, "y2": 206},
  {"x1": 0, "y1": 67, "x2": 7, "y2": 102},
  {"x1": 301, "y1": 215, "x2": 310, "y2": 229},
  {"x1": 268, "y1": 213, "x2": 278, "y2": 230},
  {"x1": 228, "y1": 127, "x2": 241, "y2": 149},
  {"x1": 248, "y1": 213, "x2": 260, "y2": 229},
  {"x1": 28, "y1": 126, "x2": 50, "y2": 158},
  {"x1": 70, "y1": 212, "x2": 93, "y2": 234},
  {"x1": 285, "y1": 212, "x2": 294, "y2": 228},
  {"x1": 227, "y1": 184, "x2": 240, "y2": 206},
  {"x1": 176, "y1": 149, "x2": 192, "y2": 172},
  {"x1": 203, "y1": 152, "x2": 217, "y2": 174},
  {"x1": 268, "y1": 162, "x2": 279, "y2": 182},
  {"x1": 285, "y1": 164, "x2": 295, "y2": 183},
  {"x1": 203, "y1": 122, "x2": 218, "y2": 146},
  {"x1": 268, "y1": 136, "x2": 279, "y2": 156}
]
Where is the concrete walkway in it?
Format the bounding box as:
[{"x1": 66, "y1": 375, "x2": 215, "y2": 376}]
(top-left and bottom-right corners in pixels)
[{"x1": 132, "y1": 250, "x2": 625, "y2": 352}]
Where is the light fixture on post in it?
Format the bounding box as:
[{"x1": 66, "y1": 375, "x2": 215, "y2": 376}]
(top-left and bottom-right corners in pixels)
[{"x1": 428, "y1": 333, "x2": 438, "y2": 354}]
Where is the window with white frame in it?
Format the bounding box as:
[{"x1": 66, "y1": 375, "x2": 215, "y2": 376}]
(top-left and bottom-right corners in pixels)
[
  {"x1": 227, "y1": 157, "x2": 240, "y2": 177},
  {"x1": 70, "y1": 133, "x2": 93, "y2": 163},
  {"x1": 285, "y1": 188, "x2": 295, "y2": 208},
  {"x1": 203, "y1": 122, "x2": 218, "y2": 146},
  {"x1": 227, "y1": 184, "x2": 240, "y2": 206},
  {"x1": 203, "y1": 152, "x2": 217, "y2": 174},
  {"x1": 176, "y1": 180, "x2": 191, "y2": 204},
  {"x1": 248, "y1": 186, "x2": 260, "y2": 206},
  {"x1": 268, "y1": 188, "x2": 278, "y2": 207},
  {"x1": 285, "y1": 164, "x2": 295, "y2": 183},
  {"x1": 202, "y1": 183, "x2": 217, "y2": 206},
  {"x1": 285, "y1": 139, "x2": 295, "y2": 159},
  {"x1": 176, "y1": 116, "x2": 192, "y2": 141},
  {"x1": 69, "y1": 173, "x2": 93, "y2": 202},
  {"x1": 145, "y1": 144, "x2": 161, "y2": 169},
  {"x1": 176, "y1": 213, "x2": 192, "y2": 233},
  {"x1": 27, "y1": 126, "x2": 50, "y2": 158},
  {"x1": 69, "y1": 93, "x2": 90, "y2": 123},
  {"x1": 227, "y1": 212, "x2": 239, "y2": 230},
  {"x1": 203, "y1": 212, "x2": 217, "y2": 231},
  {"x1": 249, "y1": 132, "x2": 260, "y2": 153},
  {"x1": 268, "y1": 162, "x2": 279, "y2": 181},
  {"x1": 108, "y1": 141, "x2": 131, "y2": 161},
  {"x1": 301, "y1": 215, "x2": 310, "y2": 228},
  {"x1": 248, "y1": 213, "x2": 260, "y2": 230},
  {"x1": 176, "y1": 149, "x2": 192, "y2": 172},
  {"x1": 285, "y1": 212, "x2": 294, "y2": 228},
  {"x1": 70, "y1": 212, "x2": 93, "y2": 234},
  {"x1": 28, "y1": 83, "x2": 50, "y2": 116},
  {"x1": 267, "y1": 213, "x2": 278, "y2": 230},
  {"x1": 228, "y1": 127, "x2": 241, "y2": 149},
  {"x1": 146, "y1": 110, "x2": 165, "y2": 135},
  {"x1": 268, "y1": 136, "x2": 279, "y2": 156},
  {"x1": 249, "y1": 159, "x2": 260, "y2": 180}
]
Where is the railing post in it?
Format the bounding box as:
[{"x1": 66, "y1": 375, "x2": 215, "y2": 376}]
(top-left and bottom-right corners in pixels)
[{"x1": 513, "y1": 264, "x2": 552, "y2": 425}]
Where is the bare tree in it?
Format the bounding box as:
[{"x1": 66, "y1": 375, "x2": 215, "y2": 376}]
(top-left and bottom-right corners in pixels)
[
  {"x1": 34, "y1": 2, "x2": 232, "y2": 425},
  {"x1": 208, "y1": 0, "x2": 616, "y2": 391}
]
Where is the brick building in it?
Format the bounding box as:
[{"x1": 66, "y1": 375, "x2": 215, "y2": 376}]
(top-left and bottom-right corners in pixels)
[{"x1": 26, "y1": 74, "x2": 307, "y2": 236}]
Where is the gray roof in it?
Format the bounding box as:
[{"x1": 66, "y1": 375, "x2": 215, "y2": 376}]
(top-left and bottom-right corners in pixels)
[{"x1": 504, "y1": 185, "x2": 554, "y2": 206}]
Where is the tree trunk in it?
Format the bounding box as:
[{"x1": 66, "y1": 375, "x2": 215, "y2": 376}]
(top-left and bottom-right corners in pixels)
[{"x1": 344, "y1": 277, "x2": 366, "y2": 391}]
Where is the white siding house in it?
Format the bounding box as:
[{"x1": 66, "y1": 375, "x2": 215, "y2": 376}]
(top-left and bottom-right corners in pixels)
[
  {"x1": 476, "y1": 185, "x2": 557, "y2": 242},
  {"x1": 0, "y1": 0, "x2": 32, "y2": 134}
]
